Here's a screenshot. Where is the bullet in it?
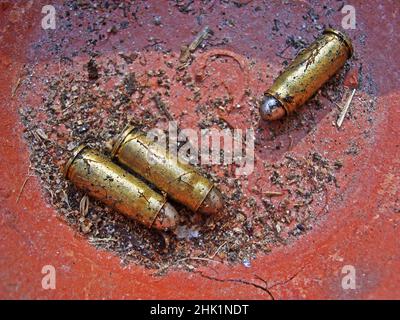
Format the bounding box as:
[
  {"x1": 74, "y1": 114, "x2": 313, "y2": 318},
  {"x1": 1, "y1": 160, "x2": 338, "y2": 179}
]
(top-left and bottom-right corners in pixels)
[
  {"x1": 111, "y1": 126, "x2": 224, "y2": 214},
  {"x1": 260, "y1": 28, "x2": 353, "y2": 121},
  {"x1": 64, "y1": 145, "x2": 179, "y2": 231}
]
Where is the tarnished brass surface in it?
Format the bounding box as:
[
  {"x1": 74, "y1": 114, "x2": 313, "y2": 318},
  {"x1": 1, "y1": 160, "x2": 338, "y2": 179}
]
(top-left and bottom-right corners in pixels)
[
  {"x1": 64, "y1": 145, "x2": 176, "y2": 229},
  {"x1": 261, "y1": 28, "x2": 353, "y2": 120},
  {"x1": 112, "y1": 126, "x2": 218, "y2": 213}
]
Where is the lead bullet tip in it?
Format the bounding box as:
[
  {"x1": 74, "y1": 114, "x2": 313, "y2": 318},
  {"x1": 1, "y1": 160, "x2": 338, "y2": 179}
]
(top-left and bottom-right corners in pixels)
[
  {"x1": 198, "y1": 187, "x2": 224, "y2": 215},
  {"x1": 260, "y1": 95, "x2": 286, "y2": 121},
  {"x1": 153, "y1": 202, "x2": 179, "y2": 231}
]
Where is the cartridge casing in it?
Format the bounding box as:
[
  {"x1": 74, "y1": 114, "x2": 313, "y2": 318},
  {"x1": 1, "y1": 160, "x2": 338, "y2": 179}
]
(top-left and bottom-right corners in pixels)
[
  {"x1": 64, "y1": 145, "x2": 178, "y2": 230},
  {"x1": 260, "y1": 29, "x2": 353, "y2": 121},
  {"x1": 111, "y1": 126, "x2": 223, "y2": 214}
]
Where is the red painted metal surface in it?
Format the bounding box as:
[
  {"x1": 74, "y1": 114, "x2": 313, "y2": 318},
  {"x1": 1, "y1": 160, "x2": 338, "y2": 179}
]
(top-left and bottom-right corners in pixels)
[{"x1": 0, "y1": 0, "x2": 399, "y2": 299}]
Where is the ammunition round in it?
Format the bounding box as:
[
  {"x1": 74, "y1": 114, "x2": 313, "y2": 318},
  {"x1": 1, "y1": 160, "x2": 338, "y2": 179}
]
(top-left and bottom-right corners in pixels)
[
  {"x1": 260, "y1": 28, "x2": 353, "y2": 121},
  {"x1": 260, "y1": 94, "x2": 286, "y2": 121},
  {"x1": 112, "y1": 126, "x2": 224, "y2": 215},
  {"x1": 64, "y1": 145, "x2": 179, "y2": 231}
]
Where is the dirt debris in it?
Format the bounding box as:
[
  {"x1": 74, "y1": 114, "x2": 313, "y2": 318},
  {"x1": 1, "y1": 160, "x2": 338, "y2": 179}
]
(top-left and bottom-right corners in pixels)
[
  {"x1": 19, "y1": 66, "x2": 342, "y2": 270},
  {"x1": 16, "y1": 0, "x2": 377, "y2": 273}
]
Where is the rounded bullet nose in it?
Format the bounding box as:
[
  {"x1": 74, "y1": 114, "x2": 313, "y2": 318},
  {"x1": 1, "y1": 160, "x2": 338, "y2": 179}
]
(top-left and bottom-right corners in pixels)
[
  {"x1": 260, "y1": 95, "x2": 286, "y2": 121},
  {"x1": 198, "y1": 187, "x2": 224, "y2": 215},
  {"x1": 153, "y1": 202, "x2": 179, "y2": 231}
]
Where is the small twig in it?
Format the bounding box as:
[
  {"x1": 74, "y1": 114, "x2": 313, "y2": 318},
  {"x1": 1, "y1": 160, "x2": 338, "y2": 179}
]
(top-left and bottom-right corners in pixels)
[
  {"x1": 88, "y1": 237, "x2": 117, "y2": 244},
  {"x1": 176, "y1": 257, "x2": 221, "y2": 264},
  {"x1": 188, "y1": 26, "x2": 212, "y2": 53},
  {"x1": 34, "y1": 128, "x2": 48, "y2": 140},
  {"x1": 16, "y1": 173, "x2": 33, "y2": 203},
  {"x1": 12, "y1": 77, "x2": 21, "y2": 97},
  {"x1": 264, "y1": 191, "x2": 284, "y2": 197},
  {"x1": 80, "y1": 195, "x2": 89, "y2": 216},
  {"x1": 210, "y1": 241, "x2": 227, "y2": 259},
  {"x1": 177, "y1": 241, "x2": 229, "y2": 265},
  {"x1": 337, "y1": 88, "x2": 356, "y2": 128},
  {"x1": 63, "y1": 190, "x2": 71, "y2": 209},
  {"x1": 155, "y1": 242, "x2": 226, "y2": 275},
  {"x1": 62, "y1": 101, "x2": 76, "y2": 113},
  {"x1": 288, "y1": 135, "x2": 293, "y2": 151},
  {"x1": 152, "y1": 93, "x2": 174, "y2": 121},
  {"x1": 178, "y1": 26, "x2": 212, "y2": 68}
]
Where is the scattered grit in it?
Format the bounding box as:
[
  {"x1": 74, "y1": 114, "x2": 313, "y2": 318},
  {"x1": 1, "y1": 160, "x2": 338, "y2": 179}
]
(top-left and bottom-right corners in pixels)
[
  {"x1": 19, "y1": 55, "x2": 343, "y2": 273},
  {"x1": 16, "y1": 0, "x2": 376, "y2": 273}
]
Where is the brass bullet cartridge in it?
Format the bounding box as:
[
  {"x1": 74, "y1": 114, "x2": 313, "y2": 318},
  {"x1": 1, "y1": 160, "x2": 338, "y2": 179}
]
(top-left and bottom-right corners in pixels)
[
  {"x1": 260, "y1": 28, "x2": 353, "y2": 121},
  {"x1": 64, "y1": 145, "x2": 179, "y2": 231},
  {"x1": 111, "y1": 126, "x2": 223, "y2": 215}
]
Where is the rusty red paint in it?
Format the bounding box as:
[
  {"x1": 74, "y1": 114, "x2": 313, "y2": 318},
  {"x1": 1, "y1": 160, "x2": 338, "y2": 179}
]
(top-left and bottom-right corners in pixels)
[{"x1": 0, "y1": 0, "x2": 399, "y2": 299}]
